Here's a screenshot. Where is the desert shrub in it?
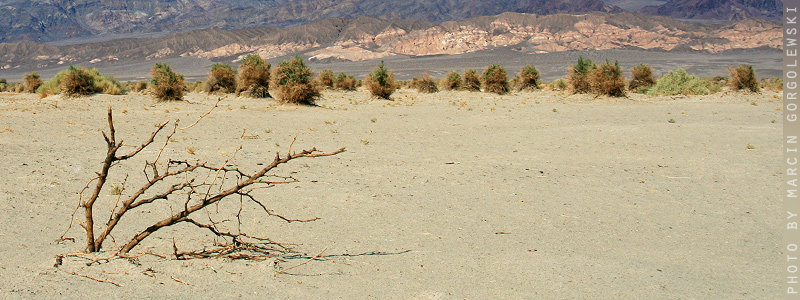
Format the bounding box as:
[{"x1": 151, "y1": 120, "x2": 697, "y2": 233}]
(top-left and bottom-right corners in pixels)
[
  {"x1": 0, "y1": 83, "x2": 6, "y2": 92},
  {"x1": 728, "y1": 64, "x2": 760, "y2": 93},
  {"x1": 462, "y1": 69, "x2": 481, "y2": 92},
  {"x1": 762, "y1": 76, "x2": 783, "y2": 92},
  {"x1": 413, "y1": 73, "x2": 439, "y2": 93},
  {"x1": 61, "y1": 66, "x2": 99, "y2": 97},
  {"x1": 236, "y1": 54, "x2": 271, "y2": 98},
  {"x1": 0, "y1": 78, "x2": 6, "y2": 85},
  {"x1": 647, "y1": 68, "x2": 709, "y2": 96},
  {"x1": 318, "y1": 69, "x2": 335, "y2": 89},
  {"x1": 333, "y1": 72, "x2": 358, "y2": 91},
  {"x1": 568, "y1": 56, "x2": 596, "y2": 94},
  {"x1": 204, "y1": 63, "x2": 236, "y2": 94},
  {"x1": 131, "y1": 81, "x2": 148, "y2": 93},
  {"x1": 23, "y1": 72, "x2": 43, "y2": 93},
  {"x1": 628, "y1": 63, "x2": 655, "y2": 92},
  {"x1": 270, "y1": 56, "x2": 319, "y2": 105},
  {"x1": 441, "y1": 71, "x2": 462, "y2": 90},
  {"x1": 513, "y1": 65, "x2": 540, "y2": 91},
  {"x1": 365, "y1": 60, "x2": 398, "y2": 99},
  {"x1": 37, "y1": 66, "x2": 125, "y2": 98},
  {"x1": 149, "y1": 63, "x2": 186, "y2": 101},
  {"x1": 590, "y1": 59, "x2": 626, "y2": 97},
  {"x1": 14, "y1": 83, "x2": 24, "y2": 93},
  {"x1": 481, "y1": 65, "x2": 509, "y2": 95},
  {"x1": 548, "y1": 78, "x2": 569, "y2": 91}
]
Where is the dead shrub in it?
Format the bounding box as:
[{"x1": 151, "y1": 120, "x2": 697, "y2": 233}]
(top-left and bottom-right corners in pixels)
[
  {"x1": 149, "y1": 63, "x2": 186, "y2": 101},
  {"x1": 205, "y1": 63, "x2": 236, "y2": 94},
  {"x1": 270, "y1": 56, "x2": 319, "y2": 105},
  {"x1": 481, "y1": 65, "x2": 509, "y2": 95},
  {"x1": 23, "y1": 72, "x2": 43, "y2": 93},
  {"x1": 333, "y1": 72, "x2": 358, "y2": 91},
  {"x1": 590, "y1": 59, "x2": 626, "y2": 97},
  {"x1": 628, "y1": 63, "x2": 655, "y2": 92},
  {"x1": 236, "y1": 54, "x2": 271, "y2": 98},
  {"x1": 318, "y1": 69, "x2": 335, "y2": 89},
  {"x1": 513, "y1": 65, "x2": 540, "y2": 91},
  {"x1": 131, "y1": 81, "x2": 148, "y2": 93},
  {"x1": 366, "y1": 61, "x2": 398, "y2": 99},
  {"x1": 568, "y1": 56, "x2": 596, "y2": 94},
  {"x1": 462, "y1": 69, "x2": 481, "y2": 92},
  {"x1": 414, "y1": 73, "x2": 439, "y2": 93},
  {"x1": 728, "y1": 64, "x2": 760, "y2": 93},
  {"x1": 548, "y1": 78, "x2": 568, "y2": 91}
]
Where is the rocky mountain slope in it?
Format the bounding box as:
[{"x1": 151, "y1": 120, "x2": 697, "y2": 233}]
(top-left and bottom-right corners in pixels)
[
  {"x1": 0, "y1": 0, "x2": 621, "y2": 43},
  {"x1": 0, "y1": 11, "x2": 780, "y2": 72},
  {"x1": 638, "y1": 0, "x2": 782, "y2": 20}
]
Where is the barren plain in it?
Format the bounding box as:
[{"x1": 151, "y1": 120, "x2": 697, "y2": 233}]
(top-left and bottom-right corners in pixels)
[{"x1": 0, "y1": 87, "x2": 782, "y2": 298}]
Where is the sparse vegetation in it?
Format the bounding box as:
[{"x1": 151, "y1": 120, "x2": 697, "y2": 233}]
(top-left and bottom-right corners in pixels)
[
  {"x1": 512, "y1": 65, "x2": 540, "y2": 91},
  {"x1": 149, "y1": 63, "x2": 186, "y2": 101},
  {"x1": 568, "y1": 56, "x2": 596, "y2": 94},
  {"x1": 647, "y1": 68, "x2": 709, "y2": 96},
  {"x1": 728, "y1": 64, "x2": 760, "y2": 93},
  {"x1": 462, "y1": 69, "x2": 481, "y2": 92},
  {"x1": 333, "y1": 73, "x2": 358, "y2": 91},
  {"x1": 701, "y1": 76, "x2": 727, "y2": 94},
  {"x1": 236, "y1": 54, "x2": 271, "y2": 98},
  {"x1": 318, "y1": 69, "x2": 335, "y2": 89},
  {"x1": 270, "y1": 56, "x2": 319, "y2": 105},
  {"x1": 762, "y1": 76, "x2": 783, "y2": 92},
  {"x1": 628, "y1": 63, "x2": 655, "y2": 92},
  {"x1": 441, "y1": 71, "x2": 462, "y2": 91},
  {"x1": 481, "y1": 65, "x2": 509, "y2": 95},
  {"x1": 23, "y1": 72, "x2": 43, "y2": 93},
  {"x1": 413, "y1": 73, "x2": 439, "y2": 93},
  {"x1": 204, "y1": 63, "x2": 237, "y2": 94},
  {"x1": 366, "y1": 61, "x2": 398, "y2": 99},
  {"x1": 548, "y1": 78, "x2": 568, "y2": 91},
  {"x1": 590, "y1": 59, "x2": 626, "y2": 97}
]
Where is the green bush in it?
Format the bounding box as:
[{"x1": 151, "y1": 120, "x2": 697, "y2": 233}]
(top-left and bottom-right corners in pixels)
[
  {"x1": 23, "y1": 72, "x2": 43, "y2": 93},
  {"x1": 728, "y1": 64, "x2": 760, "y2": 93},
  {"x1": 366, "y1": 61, "x2": 398, "y2": 99},
  {"x1": 149, "y1": 63, "x2": 186, "y2": 101},
  {"x1": 236, "y1": 54, "x2": 270, "y2": 98},
  {"x1": 270, "y1": 56, "x2": 319, "y2": 105},
  {"x1": 481, "y1": 65, "x2": 509, "y2": 95},
  {"x1": 647, "y1": 68, "x2": 709, "y2": 96},
  {"x1": 318, "y1": 69, "x2": 335, "y2": 89},
  {"x1": 441, "y1": 71, "x2": 462, "y2": 91},
  {"x1": 462, "y1": 69, "x2": 481, "y2": 92},
  {"x1": 628, "y1": 63, "x2": 655, "y2": 92},
  {"x1": 568, "y1": 56, "x2": 596, "y2": 94},
  {"x1": 204, "y1": 63, "x2": 236, "y2": 94},
  {"x1": 590, "y1": 59, "x2": 626, "y2": 97},
  {"x1": 333, "y1": 73, "x2": 358, "y2": 91},
  {"x1": 513, "y1": 65, "x2": 540, "y2": 91}
]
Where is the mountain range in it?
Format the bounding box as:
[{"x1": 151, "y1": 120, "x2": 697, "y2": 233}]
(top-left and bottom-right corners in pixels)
[
  {"x1": 0, "y1": 11, "x2": 780, "y2": 72},
  {"x1": 0, "y1": 0, "x2": 781, "y2": 44}
]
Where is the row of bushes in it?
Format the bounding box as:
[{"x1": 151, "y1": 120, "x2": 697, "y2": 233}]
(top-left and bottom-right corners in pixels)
[
  {"x1": 403, "y1": 58, "x2": 770, "y2": 97},
  {"x1": 4, "y1": 56, "x2": 780, "y2": 102}
]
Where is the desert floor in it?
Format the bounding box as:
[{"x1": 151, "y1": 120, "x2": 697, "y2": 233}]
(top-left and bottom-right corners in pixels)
[{"x1": 0, "y1": 88, "x2": 783, "y2": 299}]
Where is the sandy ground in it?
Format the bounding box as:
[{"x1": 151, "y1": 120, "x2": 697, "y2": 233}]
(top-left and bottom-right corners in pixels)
[{"x1": 0, "y1": 88, "x2": 783, "y2": 298}]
